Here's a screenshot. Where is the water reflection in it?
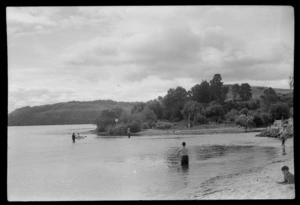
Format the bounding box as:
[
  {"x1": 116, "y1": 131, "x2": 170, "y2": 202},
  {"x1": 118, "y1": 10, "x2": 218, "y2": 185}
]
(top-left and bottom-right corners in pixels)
[
  {"x1": 177, "y1": 164, "x2": 189, "y2": 186},
  {"x1": 165, "y1": 147, "x2": 180, "y2": 168},
  {"x1": 194, "y1": 145, "x2": 232, "y2": 160},
  {"x1": 193, "y1": 145, "x2": 269, "y2": 161},
  {"x1": 180, "y1": 165, "x2": 189, "y2": 173},
  {"x1": 282, "y1": 146, "x2": 287, "y2": 156}
]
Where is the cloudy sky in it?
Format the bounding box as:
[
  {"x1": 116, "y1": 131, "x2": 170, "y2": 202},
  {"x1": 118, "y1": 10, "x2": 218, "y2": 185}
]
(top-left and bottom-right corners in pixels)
[{"x1": 7, "y1": 6, "x2": 294, "y2": 113}]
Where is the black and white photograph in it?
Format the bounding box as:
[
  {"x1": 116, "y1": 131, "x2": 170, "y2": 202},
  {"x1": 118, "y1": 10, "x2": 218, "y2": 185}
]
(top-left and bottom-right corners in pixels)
[{"x1": 7, "y1": 6, "x2": 294, "y2": 200}]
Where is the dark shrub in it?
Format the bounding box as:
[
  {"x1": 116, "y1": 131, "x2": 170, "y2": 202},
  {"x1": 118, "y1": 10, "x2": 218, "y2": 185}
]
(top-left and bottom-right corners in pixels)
[
  {"x1": 234, "y1": 115, "x2": 247, "y2": 126},
  {"x1": 208, "y1": 116, "x2": 223, "y2": 123},
  {"x1": 128, "y1": 121, "x2": 141, "y2": 133},
  {"x1": 270, "y1": 102, "x2": 290, "y2": 120},
  {"x1": 107, "y1": 125, "x2": 127, "y2": 135},
  {"x1": 247, "y1": 110, "x2": 254, "y2": 117},
  {"x1": 205, "y1": 104, "x2": 224, "y2": 119},
  {"x1": 154, "y1": 121, "x2": 173, "y2": 129},
  {"x1": 239, "y1": 108, "x2": 248, "y2": 115},
  {"x1": 225, "y1": 109, "x2": 238, "y2": 122},
  {"x1": 96, "y1": 107, "x2": 125, "y2": 132},
  {"x1": 247, "y1": 119, "x2": 256, "y2": 128},
  {"x1": 97, "y1": 124, "x2": 106, "y2": 132},
  {"x1": 252, "y1": 114, "x2": 265, "y2": 127},
  {"x1": 246, "y1": 100, "x2": 260, "y2": 110},
  {"x1": 261, "y1": 112, "x2": 271, "y2": 126},
  {"x1": 193, "y1": 113, "x2": 208, "y2": 124},
  {"x1": 141, "y1": 122, "x2": 151, "y2": 129}
]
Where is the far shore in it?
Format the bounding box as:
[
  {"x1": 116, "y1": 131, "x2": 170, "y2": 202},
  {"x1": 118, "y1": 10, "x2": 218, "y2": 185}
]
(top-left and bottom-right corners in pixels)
[{"x1": 90, "y1": 126, "x2": 265, "y2": 136}]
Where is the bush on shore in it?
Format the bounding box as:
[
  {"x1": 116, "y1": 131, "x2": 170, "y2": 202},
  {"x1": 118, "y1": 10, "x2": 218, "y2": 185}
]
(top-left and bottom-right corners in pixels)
[
  {"x1": 234, "y1": 114, "x2": 255, "y2": 128},
  {"x1": 106, "y1": 120, "x2": 142, "y2": 135},
  {"x1": 193, "y1": 113, "x2": 208, "y2": 124},
  {"x1": 141, "y1": 122, "x2": 151, "y2": 129},
  {"x1": 269, "y1": 102, "x2": 290, "y2": 120},
  {"x1": 225, "y1": 109, "x2": 238, "y2": 122},
  {"x1": 252, "y1": 113, "x2": 265, "y2": 127},
  {"x1": 107, "y1": 125, "x2": 127, "y2": 135},
  {"x1": 154, "y1": 121, "x2": 173, "y2": 129}
]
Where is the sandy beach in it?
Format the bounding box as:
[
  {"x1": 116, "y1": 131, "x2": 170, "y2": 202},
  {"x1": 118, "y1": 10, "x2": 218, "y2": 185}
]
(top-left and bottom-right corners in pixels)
[
  {"x1": 93, "y1": 126, "x2": 295, "y2": 199},
  {"x1": 184, "y1": 136, "x2": 295, "y2": 200}
]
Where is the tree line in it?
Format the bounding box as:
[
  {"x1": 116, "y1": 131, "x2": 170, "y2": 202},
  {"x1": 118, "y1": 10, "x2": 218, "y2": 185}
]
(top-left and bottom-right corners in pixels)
[{"x1": 95, "y1": 74, "x2": 293, "y2": 135}]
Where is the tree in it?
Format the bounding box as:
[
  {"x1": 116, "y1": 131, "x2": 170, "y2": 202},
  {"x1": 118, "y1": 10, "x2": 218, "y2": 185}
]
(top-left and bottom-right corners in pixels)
[
  {"x1": 204, "y1": 102, "x2": 225, "y2": 122},
  {"x1": 252, "y1": 113, "x2": 265, "y2": 127},
  {"x1": 163, "y1": 86, "x2": 188, "y2": 120},
  {"x1": 222, "y1": 86, "x2": 229, "y2": 101},
  {"x1": 193, "y1": 113, "x2": 208, "y2": 124},
  {"x1": 131, "y1": 102, "x2": 146, "y2": 113},
  {"x1": 225, "y1": 109, "x2": 239, "y2": 122},
  {"x1": 231, "y1": 84, "x2": 240, "y2": 101},
  {"x1": 142, "y1": 107, "x2": 157, "y2": 125},
  {"x1": 189, "y1": 80, "x2": 211, "y2": 103},
  {"x1": 238, "y1": 83, "x2": 252, "y2": 101},
  {"x1": 189, "y1": 84, "x2": 201, "y2": 102},
  {"x1": 269, "y1": 102, "x2": 290, "y2": 120},
  {"x1": 96, "y1": 107, "x2": 125, "y2": 132},
  {"x1": 239, "y1": 108, "x2": 249, "y2": 116},
  {"x1": 146, "y1": 99, "x2": 164, "y2": 120},
  {"x1": 182, "y1": 101, "x2": 203, "y2": 126},
  {"x1": 111, "y1": 107, "x2": 124, "y2": 118},
  {"x1": 246, "y1": 99, "x2": 260, "y2": 110},
  {"x1": 260, "y1": 87, "x2": 279, "y2": 111},
  {"x1": 209, "y1": 74, "x2": 227, "y2": 103}
]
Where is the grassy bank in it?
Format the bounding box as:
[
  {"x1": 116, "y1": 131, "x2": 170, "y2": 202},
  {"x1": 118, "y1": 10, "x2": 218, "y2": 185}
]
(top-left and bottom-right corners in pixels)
[
  {"x1": 137, "y1": 126, "x2": 263, "y2": 136},
  {"x1": 92, "y1": 121, "x2": 265, "y2": 136}
]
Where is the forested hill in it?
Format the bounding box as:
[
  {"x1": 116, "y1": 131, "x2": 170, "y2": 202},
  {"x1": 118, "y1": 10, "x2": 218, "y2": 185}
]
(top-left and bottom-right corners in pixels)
[
  {"x1": 225, "y1": 85, "x2": 292, "y2": 101},
  {"x1": 8, "y1": 86, "x2": 292, "y2": 126},
  {"x1": 8, "y1": 100, "x2": 136, "y2": 126}
]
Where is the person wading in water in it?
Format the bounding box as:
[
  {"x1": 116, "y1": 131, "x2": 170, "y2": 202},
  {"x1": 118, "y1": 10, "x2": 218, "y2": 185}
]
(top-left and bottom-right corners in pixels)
[
  {"x1": 177, "y1": 142, "x2": 189, "y2": 167},
  {"x1": 72, "y1": 132, "x2": 75, "y2": 143},
  {"x1": 127, "y1": 127, "x2": 131, "y2": 138}
]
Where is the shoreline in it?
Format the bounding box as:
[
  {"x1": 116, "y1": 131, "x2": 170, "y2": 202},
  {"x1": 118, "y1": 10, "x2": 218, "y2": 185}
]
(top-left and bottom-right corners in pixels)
[
  {"x1": 89, "y1": 126, "x2": 295, "y2": 199},
  {"x1": 186, "y1": 137, "x2": 295, "y2": 199},
  {"x1": 91, "y1": 126, "x2": 265, "y2": 136},
  {"x1": 137, "y1": 127, "x2": 263, "y2": 136}
]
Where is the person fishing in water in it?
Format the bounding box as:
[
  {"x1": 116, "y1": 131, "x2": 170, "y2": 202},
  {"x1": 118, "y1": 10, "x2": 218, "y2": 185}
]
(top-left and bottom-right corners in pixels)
[
  {"x1": 72, "y1": 132, "x2": 75, "y2": 143},
  {"x1": 177, "y1": 142, "x2": 189, "y2": 166},
  {"x1": 127, "y1": 127, "x2": 131, "y2": 138}
]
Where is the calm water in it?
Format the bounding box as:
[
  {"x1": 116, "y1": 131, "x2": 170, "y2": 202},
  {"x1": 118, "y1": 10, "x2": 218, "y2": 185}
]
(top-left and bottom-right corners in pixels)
[{"x1": 7, "y1": 124, "x2": 280, "y2": 201}]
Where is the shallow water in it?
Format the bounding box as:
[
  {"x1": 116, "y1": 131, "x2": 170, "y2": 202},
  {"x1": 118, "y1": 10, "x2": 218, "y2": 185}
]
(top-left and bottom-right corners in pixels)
[{"x1": 7, "y1": 124, "x2": 281, "y2": 201}]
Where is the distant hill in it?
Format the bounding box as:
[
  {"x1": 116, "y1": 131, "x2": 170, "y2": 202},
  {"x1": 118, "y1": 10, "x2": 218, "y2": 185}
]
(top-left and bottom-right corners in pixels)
[
  {"x1": 8, "y1": 100, "x2": 137, "y2": 126},
  {"x1": 225, "y1": 85, "x2": 292, "y2": 101},
  {"x1": 8, "y1": 86, "x2": 293, "y2": 126}
]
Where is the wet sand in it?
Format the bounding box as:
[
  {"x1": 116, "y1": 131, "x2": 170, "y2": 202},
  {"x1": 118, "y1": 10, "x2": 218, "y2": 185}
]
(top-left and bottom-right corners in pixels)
[{"x1": 185, "y1": 136, "x2": 295, "y2": 199}]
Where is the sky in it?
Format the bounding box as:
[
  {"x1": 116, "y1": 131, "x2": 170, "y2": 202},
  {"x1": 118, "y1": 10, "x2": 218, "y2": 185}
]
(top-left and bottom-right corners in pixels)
[{"x1": 7, "y1": 6, "x2": 294, "y2": 113}]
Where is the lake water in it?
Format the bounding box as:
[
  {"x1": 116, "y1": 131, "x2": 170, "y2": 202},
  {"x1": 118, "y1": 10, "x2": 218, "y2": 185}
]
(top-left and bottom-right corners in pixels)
[{"x1": 7, "y1": 124, "x2": 281, "y2": 201}]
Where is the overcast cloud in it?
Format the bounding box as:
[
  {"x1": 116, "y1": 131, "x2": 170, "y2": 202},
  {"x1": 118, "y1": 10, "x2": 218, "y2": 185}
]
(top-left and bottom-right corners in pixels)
[{"x1": 7, "y1": 6, "x2": 294, "y2": 113}]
